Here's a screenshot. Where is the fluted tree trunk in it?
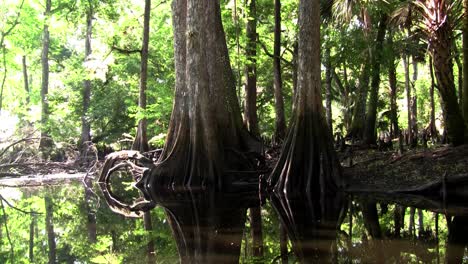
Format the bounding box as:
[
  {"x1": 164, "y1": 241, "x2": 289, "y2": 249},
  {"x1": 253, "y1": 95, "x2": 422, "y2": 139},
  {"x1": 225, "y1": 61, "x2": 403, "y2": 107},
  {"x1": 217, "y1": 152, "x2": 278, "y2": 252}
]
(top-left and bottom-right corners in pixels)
[
  {"x1": 80, "y1": 3, "x2": 93, "y2": 155},
  {"x1": 244, "y1": 0, "x2": 259, "y2": 137},
  {"x1": 142, "y1": 0, "x2": 260, "y2": 189},
  {"x1": 268, "y1": 0, "x2": 343, "y2": 195},
  {"x1": 39, "y1": 0, "x2": 54, "y2": 152},
  {"x1": 273, "y1": 0, "x2": 286, "y2": 143},
  {"x1": 132, "y1": 0, "x2": 151, "y2": 152}
]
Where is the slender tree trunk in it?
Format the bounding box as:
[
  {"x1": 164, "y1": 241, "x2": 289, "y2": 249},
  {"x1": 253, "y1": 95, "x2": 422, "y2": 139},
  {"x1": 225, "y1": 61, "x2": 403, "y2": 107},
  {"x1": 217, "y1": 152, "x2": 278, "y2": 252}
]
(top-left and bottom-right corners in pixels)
[
  {"x1": 45, "y1": 195, "x2": 56, "y2": 264},
  {"x1": 80, "y1": 5, "x2": 93, "y2": 154},
  {"x1": 348, "y1": 58, "x2": 370, "y2": 140},
  {"x1": 0, "y1": 46, "x2": 5, "y2": 114},
  {"x1": 463, "y1": 0, "x2": 468, "y2": 132},
  {"x1": 429, "y1": 57, "x2": 438, "y2": 140},
  {"x1": 84, "y1": 178, "x2": 97, "y2": 243},
  {"x1": 273, "y1": 0, "x2": 286, "y2": 143},
  {"x1": 292, "y1": 41, "x2": 298, "y2": 98},
  {"x1": 279, "y1": 222, "x2": 288, "y2": 264},
  {"x1": 132, "y1": 0, "x2": 151, "y2": 152},
  {"x1": 454, "y1": 51, "x2": 463, "y2": 106},
  {"x1": 39, "y1": 0, "x2": 54, "y2": 152},
  {"x1": 410, "y1": 58, "x2": 418, "y2": 147},
  {"x1": 388, "y1": 33, "x2": 400, "y2": 138},
  {"x1": 244, "y1": 0, "x2": 259, "y2": 137},
  {"x1": 325, "y1": 45, "x2": 333, "y2": 132},
  {"x1": 22, "y1": 56, "x2": 30, "y2": 106},
  {"x1": 249, "y1": 207, "x2": 264, "y2": 258},
  {"x1": 417, "y1": 209, "x2": 424, "y2": 237},
  {"x1": 143, "y1": 211, "x2": 155, "y2": 263},
  {"x1": 403, "y1": 54, "x2": 413, "y2": 146},
  {"x1": 364, "y1": 13, "x2": 387, "y2": 145},
  {"x1": 29, "y1": 216, "x2": 35, "y2": 262},
  {"x1": 409, "y1": 207, "x2": 415, "y2": 237}
]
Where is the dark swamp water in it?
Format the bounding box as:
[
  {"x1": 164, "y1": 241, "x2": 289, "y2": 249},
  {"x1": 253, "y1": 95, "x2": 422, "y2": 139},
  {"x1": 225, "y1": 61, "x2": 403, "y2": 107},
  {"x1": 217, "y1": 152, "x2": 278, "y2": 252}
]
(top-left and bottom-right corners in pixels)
[{"x1": 1, "y1": 177, "x2": 468, "y2": 264}]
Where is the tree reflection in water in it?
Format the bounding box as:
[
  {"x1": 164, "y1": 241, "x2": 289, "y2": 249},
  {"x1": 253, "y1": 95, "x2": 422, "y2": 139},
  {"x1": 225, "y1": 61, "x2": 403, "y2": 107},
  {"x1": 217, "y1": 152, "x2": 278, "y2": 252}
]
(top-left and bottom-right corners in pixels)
[
  {"x1": 269, "y1": 191, "x2": 345, "y2": 263},
  {"x1": 146, "y1": 188, "x2": 259, "y2": 264}
]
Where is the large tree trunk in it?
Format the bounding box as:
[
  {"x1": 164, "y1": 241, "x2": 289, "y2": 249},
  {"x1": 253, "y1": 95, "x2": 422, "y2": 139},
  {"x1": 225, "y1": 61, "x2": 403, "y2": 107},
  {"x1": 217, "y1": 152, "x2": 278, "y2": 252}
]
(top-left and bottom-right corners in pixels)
[
  {"x1": 132, "y1": 0, "x2": 151, "y2": 152},
  {"x1": 445, "y1": 216, "x2": 468, "y2": 263},
  {"x1": 39, "y1": 0, "x2": 54, "y2": 152},
  {"x1": 243, "y1": 0, "x2": 259, "y2": 137},
  {"x1": 364, "y1": 13, "x2": 388, "y2": 145},
  {"x1": 268, "y1": 0, "x2": 342, "y2": 195},
  {"x1": 142, "y1": 0, "x2": 260, "y2": 189},
  {"x1": 387, "y1": 33, "x2": 400, "y2": 138},
  {"x1": 273, "y1": 0, "x2": 286, "y2": 143},
  {"x1": 80, "y1": 4, "x2": 93, "y2": 154},
  {"x1": 426, "y1": 1, "x2": 466, "y2": 146}
]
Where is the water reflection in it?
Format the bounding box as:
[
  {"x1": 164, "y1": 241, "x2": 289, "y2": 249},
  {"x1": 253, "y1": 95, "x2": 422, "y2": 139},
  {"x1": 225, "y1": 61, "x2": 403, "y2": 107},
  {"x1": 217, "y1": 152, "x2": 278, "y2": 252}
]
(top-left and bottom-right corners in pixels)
[{"x1": 2, "y1": 180, "x2": 468, "y2": 263}]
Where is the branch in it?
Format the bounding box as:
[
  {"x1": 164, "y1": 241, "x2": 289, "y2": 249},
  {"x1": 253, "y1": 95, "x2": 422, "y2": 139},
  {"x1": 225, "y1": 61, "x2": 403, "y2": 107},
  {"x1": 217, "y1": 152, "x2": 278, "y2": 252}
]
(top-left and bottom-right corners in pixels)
[
  {"x1": 111, "y1": 45, "x2": 141, "y2": 55},
  {"x1": 0, "y1": 194, "x2": 42, "y2": 215},
  {"x1": 258, "y1": 40, "x2": 293, "y2": 67},
  {"x1": 0, "y1": 137, "x2": 41, "y2": 158},
  {"x1": 0, "y1": 0, "x2": 26, "y2": 44}
]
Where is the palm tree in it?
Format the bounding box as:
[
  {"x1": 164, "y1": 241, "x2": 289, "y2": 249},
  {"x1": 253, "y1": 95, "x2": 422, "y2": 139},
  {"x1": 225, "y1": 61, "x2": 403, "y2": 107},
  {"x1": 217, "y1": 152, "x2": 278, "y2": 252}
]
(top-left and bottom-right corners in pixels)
[{"x1": 414, "y1": 0, "x2": 466, "y2": 145}]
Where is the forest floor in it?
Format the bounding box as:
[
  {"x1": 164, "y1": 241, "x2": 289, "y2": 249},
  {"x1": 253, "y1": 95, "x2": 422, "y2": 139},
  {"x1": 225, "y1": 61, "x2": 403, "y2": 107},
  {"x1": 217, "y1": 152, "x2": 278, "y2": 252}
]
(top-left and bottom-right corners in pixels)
[{"x1": 340, "y1": 144, "x2": 468, "y2": 192}]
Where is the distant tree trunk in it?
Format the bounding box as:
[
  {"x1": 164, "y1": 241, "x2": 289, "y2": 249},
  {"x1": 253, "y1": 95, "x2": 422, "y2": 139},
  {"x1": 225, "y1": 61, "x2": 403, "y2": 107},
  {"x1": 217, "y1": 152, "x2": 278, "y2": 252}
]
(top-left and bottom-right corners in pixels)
[
  {"x1": 364, "y1": 13, "x2": 387, "y2": 145},
  {"x1": 454, "y1": 50, "x2": 463, "y2": 106},
  {"x1": 249, "y1": 207, "x2": 264, "y2": 258},
  {"x1": 243, "y1": 0, "x2": 259, "y2": 137},
  {"x1": 143, "y1": 211, "x2": 155, "y2": 263},
  {"x1": 335, "y1": 63, "x2": 352, "y2": 131},
  {"x1": 403, "y1": 54, "x2": 413, "y2": 147},
  {"x1": 22, "y1": 56, "x2": 30, "y2": 106},
  {"x1": 144, "y1": 0, "x2": 261, "y2": 189},
  {"x1": 39, "y1": 0, "x2": 53, "y2": 152},
  {"x1": 273, "y1": 0, "x2": 286, "y2": 143},
  {"x1": 417, "y1": 209, "x2": 424, "y2": 236},
  {"x1": 429, "y1": 57, "x2": 438, "y2": 140},
  {"x1": 393, "y1": 206, "x2": 403, "y2": 237},
  {"x1": 45, "y1": 195, "x2": 56, "y2": 264},
  {"x1": 409, "y1": 207, "x2": 415, "y2": 237},
  {"x1": 325, "y1": 45, "x2": 333, "y2": 132},
  {"x1": 132, "y1": 0, "x2": 151, "y2": 152},
  {"x1": 268, "y1": 0, "x2": 343, "y2": 195},
  {"x1": 80, "y1": 4, "x2": 93, "y2": 154},
  {"x1": 29, "y1": 216, "x2": 35, "y2": 262},
  {"x1": 292, "y1": 41, "x2": 298, "y2": 98},
  {"x1": 426, "y1": 1, "x2": 466, "y2": 145},
  {"x1": 361, "y1": 202, "x2": 384, "y2": 262},
  {"x1": 279, "y1": 223, "x2": 288, "y2": 264},
  {"x1": 410, "y1": 57, "x2": 418, "y2": 147},
  {"x1": 387, "y1": 33, "x2": 400, "y2": 138},
  {"x1": 348, "y1": 57, "x2": 371, "y2": 141},
  {"x1": 84, "y1": 178, "x2": 97, "y2": 243},
  {"x1": 463, "y1": 0, "x2": 468, "y2": 131}
]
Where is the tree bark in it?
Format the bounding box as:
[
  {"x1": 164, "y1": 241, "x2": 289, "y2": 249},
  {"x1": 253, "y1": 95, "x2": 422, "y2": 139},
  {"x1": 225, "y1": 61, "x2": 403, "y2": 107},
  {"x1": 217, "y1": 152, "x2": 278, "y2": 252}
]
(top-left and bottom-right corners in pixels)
[
  {"x1": 39, "y1": 0, "x2": 54, "y2": 152},
  {"x1": 45, "y1": 195, "x2": 56, "y2": 264},
  {"x1": 325, "y1": 45, "x2": 333, "y2": 132},
  {"x1": 463, "y1": 0, "x2": 468, "y2": 134},
  {"x1": 410, "y1": 57, "x2": 418, "y2": 147},
  {"x1": 244, "y1": 0, "x2": 259, "y2": 137},
  {"x1": 268, "y1": 0, "x2": 343, "y2": 195},
  {"x1": 132, "y1": 0, "x2": 151, "y2": 152},
  {"x1": 249, "y1": 207, "x2": 264, "y2": 258},
  {"x1": 427, "y1": 2, "x2": 466, "y2": 146},
  {"x1": 273, "y1": 0, "x2": 286, "y2": 143},
  {"x1": 387, "y1": 33, "x2": 400, "y2": 138},
  {"x1": 142, "y1": 0, "x2": 261, "y2": 189},
  {"x1": 80, "y1": 4, "x2": 93, "y2": 154},
  {"x1": 364, "y1": 13, "x2": 387, "y2": 145}
]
